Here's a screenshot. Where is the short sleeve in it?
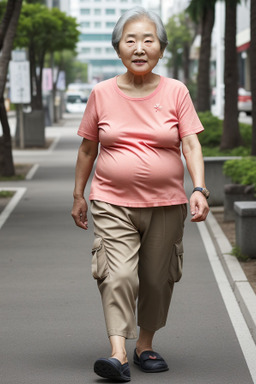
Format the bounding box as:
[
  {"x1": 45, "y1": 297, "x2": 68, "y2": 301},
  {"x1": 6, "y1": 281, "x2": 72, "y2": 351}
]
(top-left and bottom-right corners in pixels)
[
  {"x1": 77, "y1": 89, "x2": 99, "y2": 142},
  {"x1": 177, "y1": 88, "x2": 204, "y2": 139}
]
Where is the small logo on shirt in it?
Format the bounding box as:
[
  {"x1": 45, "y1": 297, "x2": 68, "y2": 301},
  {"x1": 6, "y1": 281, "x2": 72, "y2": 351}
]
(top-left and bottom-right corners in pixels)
[{"x1": 154, "y1": 103, "x2": 162, "y2": 112}]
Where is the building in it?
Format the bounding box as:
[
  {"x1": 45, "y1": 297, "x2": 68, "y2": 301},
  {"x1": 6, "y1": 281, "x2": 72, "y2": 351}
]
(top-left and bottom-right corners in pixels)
[
  {"x1": 45, "y1": 0, "x2": 70, "y2": 13},
  {"x1": 70, "y1": 0, "x2": 144, "y2": 83},
  {"x1": 236, "y1": 0, "x2": 251, "y2": 91}
]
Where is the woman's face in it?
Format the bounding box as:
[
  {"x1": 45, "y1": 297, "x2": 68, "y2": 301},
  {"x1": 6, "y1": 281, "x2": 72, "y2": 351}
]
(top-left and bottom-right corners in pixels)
[{"x1": 118, "y1": 18, "x2": 163, "y2": 76}]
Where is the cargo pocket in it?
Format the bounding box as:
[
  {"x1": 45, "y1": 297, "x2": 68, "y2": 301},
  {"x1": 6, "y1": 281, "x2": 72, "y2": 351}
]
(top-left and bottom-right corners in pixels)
[
  {"x1": 168, "y1": 240, "x2": 184, "y2": 283},
  {"x1": 91, "y1": 236, "x2": 109, "y2": 280}
]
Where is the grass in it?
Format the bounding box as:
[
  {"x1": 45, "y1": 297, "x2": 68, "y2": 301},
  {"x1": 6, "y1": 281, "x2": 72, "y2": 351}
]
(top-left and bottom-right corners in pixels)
[
  {"x1": 231, "y1": 246, "x2": 249, "y2": 262},
  {"x1": 0, "y1": 190, "x2": 15, "y2": 198},
  {"x1": 0, "y1": 164, "x2": 32, "y2": 181}
]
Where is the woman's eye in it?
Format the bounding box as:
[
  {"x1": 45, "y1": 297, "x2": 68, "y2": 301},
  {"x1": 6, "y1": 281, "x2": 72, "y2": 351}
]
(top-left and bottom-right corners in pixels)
[{"x1": 145, "y1": 40, "x2": 152, "y2": 43}]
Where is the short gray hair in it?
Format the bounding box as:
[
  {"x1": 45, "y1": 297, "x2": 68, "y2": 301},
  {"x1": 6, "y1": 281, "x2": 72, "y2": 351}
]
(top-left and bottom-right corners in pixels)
[{"x1": 112, "y1": 6, "x2": 168, "y2": 53}]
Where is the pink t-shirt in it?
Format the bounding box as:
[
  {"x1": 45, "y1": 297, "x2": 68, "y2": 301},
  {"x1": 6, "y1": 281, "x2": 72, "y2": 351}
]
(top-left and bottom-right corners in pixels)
[{"x1": 78, "y1": 76, "x2": 204, "y2": 207}]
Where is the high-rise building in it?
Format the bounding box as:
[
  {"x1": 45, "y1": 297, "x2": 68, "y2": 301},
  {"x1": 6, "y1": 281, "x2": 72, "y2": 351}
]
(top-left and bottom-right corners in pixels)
[
  {"x1": 45, "y1": 0, "x2": 69, "y2": 12},
  {"x1": 70, "y1": 0, "x2": 144, "y2": 82}
]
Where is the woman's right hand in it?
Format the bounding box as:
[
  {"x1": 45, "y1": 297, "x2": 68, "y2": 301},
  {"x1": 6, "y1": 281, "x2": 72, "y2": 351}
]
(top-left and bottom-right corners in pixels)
[{"x1": 71, "y1": 196, "x2": 88, "y2": 230}]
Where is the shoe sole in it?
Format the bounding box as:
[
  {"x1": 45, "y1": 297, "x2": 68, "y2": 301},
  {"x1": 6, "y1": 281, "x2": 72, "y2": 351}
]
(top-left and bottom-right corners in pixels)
[
  {"x1": 94, "y1": 360, "x2": 130, "y2": 382},
  {"x1": 134, "y1": 360, "x2": 169, "y2": 373}
]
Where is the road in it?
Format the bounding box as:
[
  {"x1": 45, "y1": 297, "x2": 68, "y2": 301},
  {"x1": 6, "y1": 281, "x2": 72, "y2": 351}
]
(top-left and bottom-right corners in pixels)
[{"x1": 0, "y1": 114, "x2": 255, "y2": 383}]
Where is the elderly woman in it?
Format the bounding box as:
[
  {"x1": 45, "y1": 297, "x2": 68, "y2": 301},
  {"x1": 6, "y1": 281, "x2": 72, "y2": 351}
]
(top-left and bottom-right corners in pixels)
[{"x1": 71, "y1": 6, "x2": 209, "y2": 382}]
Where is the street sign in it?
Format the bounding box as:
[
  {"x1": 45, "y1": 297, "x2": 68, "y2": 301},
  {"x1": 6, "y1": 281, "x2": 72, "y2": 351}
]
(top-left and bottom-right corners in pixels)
[{"x1": 9, "y1": 61, "x2": 31, "y2": 104}]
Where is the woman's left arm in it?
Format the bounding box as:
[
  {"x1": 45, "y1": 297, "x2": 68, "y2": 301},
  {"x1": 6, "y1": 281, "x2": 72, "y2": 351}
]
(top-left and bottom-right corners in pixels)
[{"x1": 182, "y1": 134, "x2": 209, "y2": 222}]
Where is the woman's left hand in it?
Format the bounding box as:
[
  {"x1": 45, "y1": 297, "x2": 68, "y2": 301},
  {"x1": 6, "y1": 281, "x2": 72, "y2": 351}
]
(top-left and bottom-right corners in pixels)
[{"x1": 189, "y1": 191, "x2": 209, "y2": 222}]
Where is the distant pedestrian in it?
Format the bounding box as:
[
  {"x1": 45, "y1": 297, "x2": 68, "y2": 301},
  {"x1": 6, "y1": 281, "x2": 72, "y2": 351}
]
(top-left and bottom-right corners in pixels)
[{"x1": 72, "y1": 6, "x2": 209, "y2": 382}]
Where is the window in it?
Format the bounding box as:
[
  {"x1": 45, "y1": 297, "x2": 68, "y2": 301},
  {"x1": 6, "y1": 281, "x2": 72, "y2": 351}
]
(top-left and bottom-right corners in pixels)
[
  {"x1": 81, "y1": 47, "x2": 91, "y2": 53},
  {"x1": 106, "y1": 9, "x2": 115, "y2": 14},
  {"x1": 80, "y1": 21, "x2": 90, "y2": 28},
  {"x1": 80, "y1": 33, "x2": 112, "y2": 41},
  {"x1": 106, "y1": 22, "x2": 116, "y2": 28},
  {"x1": 94, "y1": 22, "x2": 102, "y2": 28},
  {"x1": 80, "y1": 8, "x2": 90, "y2": 15},
  {"x1": 95, "y1": 48, "x2": 102, "y2": 54},
  {"x1": 94, "y1": 8, "x2": 101, "y2": 15},
  {"x1": 106, "y1": 47, "x2": 114, "y2": 53}
]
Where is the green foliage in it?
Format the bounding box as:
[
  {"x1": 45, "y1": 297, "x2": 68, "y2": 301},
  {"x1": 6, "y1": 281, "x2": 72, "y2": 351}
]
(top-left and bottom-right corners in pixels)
[
  {"x1": 223, "y1": 157, "x2": 256, "y2": 192},
  {"x1": 0, "y1": 190, "x2": 14, "y2": 198},
  {"x1": 186, "y1": 0, "x2": 216, "y2": 23},
  {"x1": 46, "y1": 50, "x2": 88, "y2": 85},
  {"x1": 231, "y1": 246, "x2": 249, "y2": 262},
  {"x1": 15, "y1": 4, "x2": 80, "y2": 54},
  {"x1": 186, "y1": 80, "x2": 197, "y2": 103},
  {"x1": 202, "y1": 146, "x2": 250, "y2": 157},
  {"x1": 198, "y1": 111, "x2": 252, "y2": 156},
  {"x1": 165, "y1": 12, "x2": 193, "y2": 71},
  {"x1": 0, "y1": 1, "x2": 7, "y2": 19},
  {"x1": 197, "y1": 111, "x2": 222, "y2": 146}
]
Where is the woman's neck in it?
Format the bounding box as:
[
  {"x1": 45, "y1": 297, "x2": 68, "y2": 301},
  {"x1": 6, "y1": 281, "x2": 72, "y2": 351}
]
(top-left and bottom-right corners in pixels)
[{"x1": 116, "y1": 72, "x2": 160, "y2": 97}]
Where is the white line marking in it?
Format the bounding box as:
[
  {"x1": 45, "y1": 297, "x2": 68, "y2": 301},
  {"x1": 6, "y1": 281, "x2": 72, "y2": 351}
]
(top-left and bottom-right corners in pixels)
[
  {"x1": 48, "y1": 135, "x2": 61, "y2": 152},
  {"x1": 197, "y1": 221, "x2": 256, "y2": 384},
  {"x1": 25, "y1": 164, "x2": 39, "y2": 180},
  {"x1": 0, "y1": 187, "x2": 26, "y2": 230}
]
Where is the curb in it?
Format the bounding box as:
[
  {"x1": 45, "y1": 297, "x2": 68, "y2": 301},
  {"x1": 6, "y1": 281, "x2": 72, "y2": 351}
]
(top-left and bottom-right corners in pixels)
[{"x1": 206, "y1": 210, "x2": 256, "y2": 344}]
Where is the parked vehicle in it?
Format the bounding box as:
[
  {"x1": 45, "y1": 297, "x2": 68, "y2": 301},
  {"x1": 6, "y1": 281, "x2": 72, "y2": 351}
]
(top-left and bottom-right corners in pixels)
[
  {"x1": 65, "y1": 91, "x2": 87, "y2": 113},
  {"x1": 211, "y1": 87, "x2": 252, "y2": 115},
  {"x1": 238, "y1": 87, "x2": 252, "y2": 115}
]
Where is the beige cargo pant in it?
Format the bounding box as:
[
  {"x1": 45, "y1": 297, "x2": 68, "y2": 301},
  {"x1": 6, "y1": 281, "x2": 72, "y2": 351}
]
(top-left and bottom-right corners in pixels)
[{"x1": 90, "y1": 200, "x2": 187, "y2": 339}]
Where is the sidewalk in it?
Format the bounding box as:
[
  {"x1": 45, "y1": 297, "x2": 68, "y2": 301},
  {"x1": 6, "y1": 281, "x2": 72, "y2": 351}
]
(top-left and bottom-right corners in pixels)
[{"x1": 0, "y1": 114, "x2": 256, "y2": 384}]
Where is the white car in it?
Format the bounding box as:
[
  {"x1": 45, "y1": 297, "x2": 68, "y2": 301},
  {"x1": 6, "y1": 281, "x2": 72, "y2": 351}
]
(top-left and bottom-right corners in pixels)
[
  {"x1": 66, "y1": 92, "x2": 87, "y2": 113},
  {"x1": 238, "y1": 87, "x2": 252, "y2": 115}
]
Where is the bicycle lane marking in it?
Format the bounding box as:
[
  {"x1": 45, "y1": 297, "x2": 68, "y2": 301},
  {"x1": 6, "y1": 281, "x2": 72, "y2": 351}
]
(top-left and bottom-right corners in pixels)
[
  {"x1": 0, "y1": 187, "x2": 27, "y2": 230},
  {"x1": 197, "y1": 221, "x2": 256, "y2": 384}
]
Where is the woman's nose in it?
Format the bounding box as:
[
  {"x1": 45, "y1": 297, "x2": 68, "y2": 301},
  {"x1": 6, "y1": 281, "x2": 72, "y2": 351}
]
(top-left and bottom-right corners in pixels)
[{"x1": 135, "y1": 42, "x2": 145, "y2": 54}]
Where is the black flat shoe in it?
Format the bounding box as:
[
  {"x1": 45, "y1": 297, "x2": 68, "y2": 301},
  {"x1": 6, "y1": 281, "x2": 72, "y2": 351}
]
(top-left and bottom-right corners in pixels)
[
  {"x1": 94, "y1": 357, "x2": 131, "y2": 382},
  {"x1": 133, "y1": 349, "x2": 169, "y2": 373}
]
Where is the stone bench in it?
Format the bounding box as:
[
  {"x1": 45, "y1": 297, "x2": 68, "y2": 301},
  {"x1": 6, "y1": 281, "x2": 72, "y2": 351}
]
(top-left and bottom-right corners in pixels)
[
  {"x1": 224, "y1": 184, "x2": 255, "y2": 221},
  {"x1": 234, "y1": 202, "x2": 256, "y2": 259},
  {"x1": 204, "y1": 156, "x2": 241, "y2": 206}
]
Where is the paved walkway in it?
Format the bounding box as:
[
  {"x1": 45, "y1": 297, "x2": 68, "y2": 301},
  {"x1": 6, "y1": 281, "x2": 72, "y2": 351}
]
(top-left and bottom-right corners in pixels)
[{"x1": 0, "y1": 114, "x2": 256, "y2": 383}]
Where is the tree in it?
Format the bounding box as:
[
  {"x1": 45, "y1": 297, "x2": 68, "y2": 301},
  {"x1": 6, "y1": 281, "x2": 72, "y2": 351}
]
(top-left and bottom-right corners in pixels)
[
  {"x1": 0, "y1": 0, "x2": 23, "y2": 177},
  {"x1": 251, "y1": 0, "x2": 256, "y2": 155},
  {"x1": 51, "y1": 51, "x2": 88, "y2": 86},
  {"x1": 220, "y1": 0, "x2": 242, "y2": 150},
  {"x1": 165, "y1": 12, "x2": 194, "y2": 83},
  {"x1": 14, "y1": 3, "x2": 79, "y2": 110},
  {"x1": 187, "y1": 0, "x2": 216, "y2": 111}
]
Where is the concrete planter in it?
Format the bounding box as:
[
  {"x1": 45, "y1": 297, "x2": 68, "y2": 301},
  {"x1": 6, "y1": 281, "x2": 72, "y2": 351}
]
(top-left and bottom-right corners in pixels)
[
  {"x1": 23, "y1": 110, "x2": 45, "y2": 147},
  {"x1": 204, "y1": 157, "x2": 241, "y2": 206},
  {"x1": 224, "y1": 184, "x2": 256, "y2": 221},
  {"x1": 234, "y1": 201, "x2": 256, "y2": 259}
]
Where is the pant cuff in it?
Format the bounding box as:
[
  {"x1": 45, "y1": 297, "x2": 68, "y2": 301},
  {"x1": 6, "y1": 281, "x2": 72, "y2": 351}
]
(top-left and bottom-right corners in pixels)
[{"x1": 107, "y1": 328, "x2": 137, "y2": 339}]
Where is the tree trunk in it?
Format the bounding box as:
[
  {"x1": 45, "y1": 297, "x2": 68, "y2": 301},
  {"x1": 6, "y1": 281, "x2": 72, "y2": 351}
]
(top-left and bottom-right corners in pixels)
[
  {"x1": 173, "y1": 51, "x2": 179, "y2": 80},
  {"x1": 29, "y1": 46, "x2": 43, "y2": 110},
  {"x1": 0, "y1": 97, "x2": 15, "y2": 176},
  {"x1": 251, "y1": 0, "x2": 256, "y2": 155},
  {"x1": 0, "y1": 0, "x2": 23, "y2": 177},
  {"x1": 0, "y1": 0, "x2": 16, "y2": 49},
  {"x1": 221, "y1": 0, "x2": 242, "y2": 150},
  {"x1": 197, "y1": 6, "x2": 215, "y2": 111}
]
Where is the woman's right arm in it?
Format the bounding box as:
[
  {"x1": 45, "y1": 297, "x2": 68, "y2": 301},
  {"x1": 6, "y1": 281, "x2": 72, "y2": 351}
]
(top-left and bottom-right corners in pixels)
[{"x1": 71, "y1": 138, "x2": 98, "y2": 230}]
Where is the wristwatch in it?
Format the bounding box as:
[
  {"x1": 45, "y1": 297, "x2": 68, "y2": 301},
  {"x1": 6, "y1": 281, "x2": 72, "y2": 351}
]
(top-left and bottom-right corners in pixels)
[{"x1": 192, "y1": 187, "x2": 210, "y2": 199}]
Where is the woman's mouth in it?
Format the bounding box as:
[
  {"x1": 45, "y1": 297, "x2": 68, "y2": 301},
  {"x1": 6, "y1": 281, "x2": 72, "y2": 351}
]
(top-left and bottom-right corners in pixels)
[{"x1": 132, "y1": 60, "x2": 147, "y2": 65}]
